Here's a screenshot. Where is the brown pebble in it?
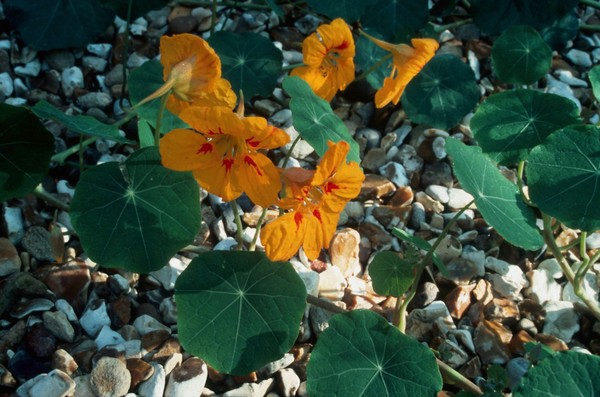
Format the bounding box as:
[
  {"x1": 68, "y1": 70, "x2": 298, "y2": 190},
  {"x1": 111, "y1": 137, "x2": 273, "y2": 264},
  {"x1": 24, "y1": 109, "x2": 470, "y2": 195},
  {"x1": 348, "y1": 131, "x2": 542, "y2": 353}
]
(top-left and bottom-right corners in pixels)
[
  {"x1": 357, "y1": 174, "x2": 396, "y2": 201},
  {"x1": 169, "y1": 16, "x2": 199, "y2": 34},
  {"x1": 445, "y1": 284, "x2": 475, "y2": 319},
  {"x1": 535, "y1": 333, "x2": 568, "y2": 351},
  {"x1": 509, "y1": 330, "x2": 535, "y2": 355},
  {"x1": 26, "y1": 323, "x2": 56, "y2": 359},
  {"x1": 141, "y1": 329, "x2": 171, "y2": 352},
  {"x1": 126, "y1": 358, "x2": 154, "y2": 390},
  {"x1": 52, "y1": 349, "x2": 79, "y2": 375}
]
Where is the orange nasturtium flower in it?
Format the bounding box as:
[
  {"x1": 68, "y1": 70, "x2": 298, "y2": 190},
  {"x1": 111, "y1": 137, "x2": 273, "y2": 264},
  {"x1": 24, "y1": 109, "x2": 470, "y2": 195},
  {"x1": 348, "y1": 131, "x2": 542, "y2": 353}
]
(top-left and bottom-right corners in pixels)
[
  {"x1": 366, "y1": 34, "x2": 439, "y2": 108},
  {"x1": 138, "y1": 33, "x2": 237, "y2": 114},
  {"x1": 159, "y1": 106, "x2": 289, "y2": 207},
  {"x1": 261, "y1": 141, "x2": 365, "y2": 261},
  {"x1": 291, "y1": 18, "x2": 355, "y2": 102}
]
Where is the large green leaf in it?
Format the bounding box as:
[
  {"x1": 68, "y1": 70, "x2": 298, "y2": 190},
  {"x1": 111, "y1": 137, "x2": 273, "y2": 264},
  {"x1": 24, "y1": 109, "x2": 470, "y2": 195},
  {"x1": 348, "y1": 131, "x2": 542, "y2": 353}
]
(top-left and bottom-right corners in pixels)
[
  {"x1": 175, "y1": 251, "x2": 307, "y2": 375},
  {"x1": 31, "y1": 100, "x2": 133, "y2": 143},
  {"x1": 70, "y1": 147, "x2": 200, "y2": 273},
  {"x1": 355, "y1": 36, "x2": 393, "y2": 90},
  {"x1": 492, "y1": 26, "x2": 552, "y2": 85},
  {"x1": 4, "y1": 0, "x2": 114, "y2": 50},
  {"x1": 208, "y1": 31, "x2": 282, "y2": 99},
  {"x1": 0, "y1": 104, "x2": 54, "y2": 201},
  {"x1": 368, "y1": 251, "x2": 416, "y2": 296},
  {"x1": 307, "y1": 310, "x2": 442, "y2": 397},
  {"x1": 445, "y1": 138, "x2": 544, "y2": 250},
  {"x1": 401, "y1": 54, "x2": 480, "y2": 130},
  {"x1": 590, "y1": 65, "x2": 600, "y2": 102},
  {"x1": 305, "y1": 0, "x2": 377, "y2": 22},
  {"x1": 361, "y1": 0, "x2": 428, "y2": 42},
  {"x1": 283, "y1": 76, "x2": 360, "y2": 163},
  {"x1": 540, "y1": 10, "x2": 579, "y2": 50},
  {"x1": 128, "y1": 60, "x2": 189, "y2": 133},
  {"x1": 470, "y1": 90, "x2": 581, "y2": 165},
  {"x1": 515, "y1": 351, "x2": 600, "y2": 397},
  {"x1": 527, "y1": 125, "x2": 600, "y2": 232},
  {"x1": 103, "y1": 0, "x2": 168, "y2": 19}
]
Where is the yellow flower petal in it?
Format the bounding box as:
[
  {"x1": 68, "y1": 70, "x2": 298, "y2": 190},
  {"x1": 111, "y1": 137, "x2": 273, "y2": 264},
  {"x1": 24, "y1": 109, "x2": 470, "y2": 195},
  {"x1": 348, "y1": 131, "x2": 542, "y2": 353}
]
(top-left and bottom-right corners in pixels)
[
  {"x1": 160, "y1": 129, "x2": 219, "y2": 171},
  {"x1": 236, "y1": 153, "x2": 282, "y2": 208},
  {"x1": 262, "y1": 212, "x2": 306, "y2": 261}
]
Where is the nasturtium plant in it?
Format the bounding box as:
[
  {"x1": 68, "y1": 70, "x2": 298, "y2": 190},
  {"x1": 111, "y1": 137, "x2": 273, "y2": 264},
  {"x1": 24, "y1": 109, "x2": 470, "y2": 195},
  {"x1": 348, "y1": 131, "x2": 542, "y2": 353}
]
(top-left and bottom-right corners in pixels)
[
  {"x1": 128, "y1": 60, "x2": 189, "y2": 132},
  {"x1": 4, "y1": 0, "x2": 114, "y2": 50},
  {"x1": 355, "y1": 36, "x2": 393, "y2": 90},
  {"x1": 527, "y1": 125, "x2": 600, "y2": 232},
  {"x1": 491, "y1": 26, "x2": 552, "y2": 85},
  {"x1": 361, "y1": 0, "x2": 429, "y2": 42},
  {"x1": 208, "y1": 31, "x2": 283, "y2": 99},
  {"x1": 0, "y1": 104, "x2": 54, "y2": 201},
  {"x1": 445, "y1": 138, "x2": 544, "y2": 251},
  {"x1": 305, "y1": 0, "x2": 377, "y2": 23},
  {"x1": 540, "y1": 10, "x2": 579, "y2": 50},
  {"x1": 31, "y1": 100, "x2": 134, "y2": 143},
  {"x1": 590, "y1": 65, "x2": 600, "y2": 101},
  {"x1": 391, "y1": 227, "x2": 448, "y2": 277},
  {"x1": 470, "y1": 89, "x2": 581, "y2": 165},
  {"x1": 70, "y1": 147, "x2": 201, "y2": 273},
  {"x1": 401, "y1": 54, "x2": 480, "y2": 130},
  {"x1": 283, "y1": 76, "x2": 360, "y2": 163},
  {"x1": 137, "y1": 120, "x2": 154, "y2": 148},
  {"x1": 514, "y1": 351, "x2": 600, "y2": 397},
  {"x1": 175, "y1": 251, "x2": 307, "y2": 375},
  {"x1": 307, "y1": 310, "x2": 443, "y2": 397},
  {"x1": 368, "y1": 251, "x2": 416, "y2": 296},
  {"x1": 104, "y1": 0, "x2": 168, "y2": 19}
]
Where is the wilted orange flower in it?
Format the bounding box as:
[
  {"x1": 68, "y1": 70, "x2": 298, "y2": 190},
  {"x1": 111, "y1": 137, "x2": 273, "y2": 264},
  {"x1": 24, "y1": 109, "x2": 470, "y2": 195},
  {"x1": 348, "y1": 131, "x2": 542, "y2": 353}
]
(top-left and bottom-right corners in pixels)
[
  {"x1": 291, "y1": 18, "x2": 355, "y2": 102},
  {"x1": 138, "y1": 34, "x2": 237, "y2": 114},
  {"x1": 261, "y1": 141, "x2": 364, "y2": 261},
  {"x1": 366, "y1": 34, "x2": 439, "y2": 108},
  {"x1": 159, "y1": 106, "x2": 289, "y2": 207}
]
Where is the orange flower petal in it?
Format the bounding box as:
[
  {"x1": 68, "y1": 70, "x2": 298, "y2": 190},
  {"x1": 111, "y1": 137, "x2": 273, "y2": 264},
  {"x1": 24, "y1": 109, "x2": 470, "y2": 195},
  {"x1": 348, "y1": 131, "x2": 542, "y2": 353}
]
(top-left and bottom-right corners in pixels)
[
  {"x1": 160, "y1": 129, "x2": 219, "y2": 171},
  {"x1": 244, "y1": 117, "x2": 290, "y2": 149},
  {"x1": 236, "y1": 153, "x2": 282, "y2": 208},
  {"x1": 167, "y1": 78, "x2": 237, "y2": 115},
  {"x1": 262, "y1": 212, "x2": 306, "y2": 261},
  {"x1": 179, "y1": 106, "x2": 245, "y2": 137},
  {"x1": 300, "y1": 210, "x2": 325, "y2": 260},
  {"x1": 192, "y1": 155, "x2": 243, "y2": 202},
  {"x1": 312, "y1": 141, "x2": 351, "y2": 186}
]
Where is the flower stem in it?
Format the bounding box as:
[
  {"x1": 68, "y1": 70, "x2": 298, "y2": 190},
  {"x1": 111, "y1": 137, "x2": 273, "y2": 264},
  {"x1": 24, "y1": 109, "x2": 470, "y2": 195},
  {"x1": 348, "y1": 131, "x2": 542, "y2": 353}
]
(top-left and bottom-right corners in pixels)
[
  {"x1": 248, "y1": 208, "x2": 268, "y2": 251},
  {"x1": 231, "y1": 200, "x2": 245, "y2": 250},
  {"x1": 431, "y1": 18, "x2": 473, "y2": 33},
  {"x1": 154, "y1": 92, "x2": 170, "y2": 147},
  {"x1": 517, "y1": 160, "x2": 534, "y2": 206},
  {"x1": 282, "y1": 62, "x2": 305, "y2": 72},
  {"x1": 32, "y1": 185, "x2": 70, "y2": 212},
  {"x1": 210, "y1": 0, "x2": 218, "y2": 36},
  {"x1": 282, "y1": 135, "x2": 301, "y2": 169},
  {"x1": 119, "y1": 0, "x2": 133, "y2": 105},
  {"x1": 355, "y1": 53, "x2": 393, "y2": 82},
  {"x1": 580, "y1": 23, "x2": 600, "y2": 31},
  {"x1": 580, "y1": 0, "x2": 600, "y2": 10}
]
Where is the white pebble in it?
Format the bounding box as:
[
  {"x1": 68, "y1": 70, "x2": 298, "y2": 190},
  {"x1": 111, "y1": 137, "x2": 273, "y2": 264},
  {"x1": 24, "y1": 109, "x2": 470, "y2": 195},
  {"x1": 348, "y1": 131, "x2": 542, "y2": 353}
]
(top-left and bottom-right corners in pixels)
[
  {"x1": 86, "y1": 43, "x2": 112, "y2": 58},
  {"x1": 14, "y1": 59, "x2": 41, "y2": 77},
  {"x1": 566, "y1": 48, "x2": 592, "y2": 67},
  {"x1": 0, "y1": 72, "x2": 14, "y2": 97},
  {"x1": 61, "y1": 66, "x2": 84, "y2": 97}
]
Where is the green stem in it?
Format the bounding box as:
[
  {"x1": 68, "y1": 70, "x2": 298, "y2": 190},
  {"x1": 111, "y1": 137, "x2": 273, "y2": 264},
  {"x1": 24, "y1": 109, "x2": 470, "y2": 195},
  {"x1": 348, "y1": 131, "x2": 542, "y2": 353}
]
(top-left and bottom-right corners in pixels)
[
  {"x1": 282, "y1": 135, "x2": 301, "y2": 169},
  {"x1": 580, "y1": 23, "x2": 600, "y2": 31},
  {"x1": 431, "y1": 18, "x2": 473, "y2": 33},
  {"x1": 32, "y1": 185, "x2": 70, "y2": 212},
  {"x1": 210, "y1": 0, "x2": 218, "y2": 36},
  {"x1": 306, "y1": 293, "x2": 483, "y2": 395},
  {"x1": 78, "y1": 134, "x2": 85, "y2": 175},
  {"x1": 517, "y1": 160, "x2": 534, "y2": 206},
  {"x1": 180, "y1": 244, "x2": 210, "y2": 254},
  {"x1": 154, "y1": 92, "x2": 170, "y2": 147},
  {"x1": 282, "y1": 62, "x2": 305, "y2": 72},
  {"x1": 176, "y1": 0, "x2": 271, "y2": 9},
  {"x1": 575, "y1": 232, "x2": 590, "y2": 282},
  {"x1": 580, "y1": 0, "x2": 600, "y2": 10},
  {"x1": 355, "y1": 53, "x2": 393, "y2": 82},
  {"x1": 119, "y1": 0, "x2": 133, "y2": 105},
  {"x1": 231, "y1": 200, "x2": 244, "y2": 250},
  {"x1": 248, "y1": 208, "x2": 268, "y2": 251}
]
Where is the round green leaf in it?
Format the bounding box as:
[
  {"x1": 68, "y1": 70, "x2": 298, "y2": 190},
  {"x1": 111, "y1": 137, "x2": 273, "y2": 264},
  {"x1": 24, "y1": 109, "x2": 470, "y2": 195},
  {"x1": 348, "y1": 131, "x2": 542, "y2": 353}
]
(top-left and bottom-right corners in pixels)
[
  {"x1": 361, "y1": 0, "x2": 428, "y2": 42},
  {"x1": 70, "y1": 147, "x2": 201, "y2": 273},
  {"x1": 445, "y1": 138, "x2": 544, "y2": 250},
  {"x1": 283, "y1": 76, "x2": 360, "y2": 163},
  {"x1": 175, "y1": 251, "x2": 307, "y2": 375},
  {"x1": 103, "y1": 0, "x2": 168, "y2": 19},
  {"x1": 369, "y1": 251, "x2": 416, "y2": 297},
  {"x1": 0, "y1": 104, "x2": 54, "y2": 201},
  {"x1": 307, "y1": 310, "x2": 442, "y2": 397},
  {"x1": 540, "y1": 10, "x2": 578, "y2": 50},
  {"x1": 128, "y1": 60, "x2": 189, "y2": 132},
  {"x1": 4, "y1": 0, "x2": 114, "y2": 50},
  {"x1": 470, "y1": 89, "x2": 581, "y2": 165},
  {"x1": 590, "y1": 65, "x2": 600, "y2": 102},
  {"x1": 401, "y1": 54, "x2": 480, "y2": 130},
  {"x1": 515, "y1": 351, "x2": 600, "y2": 397},
  {"x1": 355, "y1": 36, "x2": 393, "y2": 90},
  {"x1": 208, "y1": 31, "x2": 282, "y2": 99},
  {"x1": 492, "y1": 26, "x2": 552, "y2": 85},
  {"x1": 305, "y1": 0, "x2": 377, "y2": 22},
  {"x1": 527, "y1": 125, "x2": 600, "y2": 231}
]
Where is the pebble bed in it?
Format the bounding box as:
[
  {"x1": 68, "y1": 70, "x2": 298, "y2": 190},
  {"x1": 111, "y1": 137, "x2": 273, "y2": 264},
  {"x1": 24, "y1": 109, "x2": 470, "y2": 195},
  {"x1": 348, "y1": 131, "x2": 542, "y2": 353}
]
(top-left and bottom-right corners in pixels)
[{"x1": 1, "y1": 2, "x2": 600, "y2": 397}]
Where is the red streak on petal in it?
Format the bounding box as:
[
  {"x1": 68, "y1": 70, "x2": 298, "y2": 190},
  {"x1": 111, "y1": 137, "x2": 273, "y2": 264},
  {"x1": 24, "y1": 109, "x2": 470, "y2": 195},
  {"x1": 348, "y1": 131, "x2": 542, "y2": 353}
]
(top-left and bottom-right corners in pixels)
[
  {"x1": 246, "y1": 137, "x2": 260, "y2": 148},
  {"x1": 312, "y1": 209, "x2": 322, "y2": 223},
  {"x1": 336, "y1": 41, "x2": 349, "y2": 50},
  {"x1": 324, "y1": 182, "x2": 339, "y2": 193},
  {"x1": 222, "y1": 158, "x2": 234, "y2": 174},
  {"x1": 294, "y1": 212, "x2": 303, "y2": 229},
  {"x1": 244, "y1": 155, "x2": 263, "y2": 176},
  {"x1": 196, "y1": 143, "x2": 213, "y2": 154}
]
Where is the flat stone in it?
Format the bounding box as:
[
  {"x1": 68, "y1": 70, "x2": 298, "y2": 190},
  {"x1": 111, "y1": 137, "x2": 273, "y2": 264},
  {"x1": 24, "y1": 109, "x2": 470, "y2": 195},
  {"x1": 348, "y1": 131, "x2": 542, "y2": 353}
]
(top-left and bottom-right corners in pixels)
[
  {"x1": 73, "y1": 375, "x2": 94, "y2": 397},
  {"x1": 42, "y1": 262, "x2": 91, "y2": 312},
  {"x1": 309, "y1": 301, "x2": 346, "y2": 337},
  {"x1": 379, "y1": 161, "x2": 410, "y2": 187},
  {"x1": 138, "y1": 362, "x2": 166, "y2": 397},
  {"x1": 447, "y1": 188, "x2": 475, "y2": 209},
  {"x1": 95, "y1": 325, "x2": 126, "y2": 349},
  {"x1": 12, "y1": 298, "x2": 55, "y2": 318},
  {"x1": 150, "y1": 257, "x2": 188, "y2": 291},
  {"x1": 22, "y1": 226, "x2": 55, "y2": 262},
  {"x1": 222, "y1": 378, "x2": 275, "y2": 397},
  {"x1": 445, "y1": 284, "x2": 475, "y2": 319},
  {"x1": 431, "y1": 235, "x2": 462, "y2": 264},
  {"x1": 164, "y1": 357, "x2": 208, "y2": 397},
  {"x1": 76, "y1": 92, "x2": 112, "y2": 109},
  {"x1": 80, "y1": 299, "x2": 111, "y2": 338},
  {"x1": 16, "y1": 369, "x2": 75, "y2": 397},
  {"x1": 134, "y1": 314, "x2": 171, "y2": 336},
  {"x1": 126, "y1": 358, "x2": 154, "y2": 390},
  {"x1": 52, "y1": 349, "x2": 78, "y2": 375},
  {"x1": 262, "y1": 353, "x2": 294, "y2": 377},
  {"x1": 474, "y1": 320, "x2": 512, "y2": 364},
  {"x1": 566, "y1": 48, "x2": 592, "y2": 67},
  {"x1": 488, "y1": 265, "x2": 528, "y2": 299},
  {"x1": 543, "y1": 300, "x2": 580, "y2": 342},
  {"x1": 362, "y1": 148, "x2": 387, "y2": 171},
  {"x1": 357, "y1": 174, "x2": 396, "y2": 201},
  {"x1": 61, "y1": 66, "x2": 84, "y2": 97},
  {"x1": 43, "y1": 310, "x2": 75, "y2": 342},
  {"x1": 329, "y1": 228, "x2": 362, "y2": 278},
  {"x1": 90, "y1": 357, "x2": 131, "y2": 397},
  {"x1": 278, "y1": 368, "x2": 301, "y2": 397},
  {"x1": 406, "y1": 301, "x2": 456, "y2": 340},
  {"x1": 317, "y1": 266, "x2": 347, "y2": 301},
  {"x1": 424, "y1": 185, "x2": 449, "y2": 204},
  {"x1": 526, "y1": 269, "x2": 562, "y2": 305}
]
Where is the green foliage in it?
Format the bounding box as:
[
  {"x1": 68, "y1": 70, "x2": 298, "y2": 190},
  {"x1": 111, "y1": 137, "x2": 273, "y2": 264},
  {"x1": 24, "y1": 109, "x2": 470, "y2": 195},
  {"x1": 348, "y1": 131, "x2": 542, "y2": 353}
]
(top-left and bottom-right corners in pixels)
[
  {"x1": 361, "y1": 0, "x2": 429, "y2": 42},
  {"x1": 4, "y1": 0, "x2": 114, "y2": 50},
  {"x1": 31, "y1": 100, "x2": 134, "y2": 143},
  {"x1": 368, "y1": 251, "x2": 416, "y2": 296},
  {"x1": 391, "y1": 228, "x2": 449, "y2": 277},
  {"x1": 175, "y1": 251, "x2": 307, "y2": 375},
  {"x1": 0, "y1": 104, "x2": 54, "y2": 201},
  {"x1": 128, "y1": 60, "x2": 189, "y2": 132},
  {"x1": 445, "y1": 138, "x2": 544, "y2": 250},
  {"x1": 492, "y1": 26, "x2": 552, "y2": 85},
  {"x1": 402, "y1": 54, "x2": 480, "y2": 130},
  {"x1": 305, "y1": 0, "x2": 377, "y2": 23},
  {"x1": 103, "y1": 0, "x2": 169, "y2": 19},
  {"x1": 307, "y1": 310, "x2": 443, "y2": 397},
  {"x1": 514, "y1": 351, "x2": 600, "y2": 396},
  {"x1": 355, "y1": 36, "x2": 393, "y2": 90},
  {"x1": 590, "y1": 65, "x2": 600, "y2": 101},
  {"x1": 527, "y1": 125, "x2": 600, "y2": 232},
  {"x1": 283, "y1": 76, "x2": 360, "y2": 163},
  {"x1": 540, "y1": 10, "x2": 579, "y2": 50},
  {"x1": 70, "y1": 147, "x2": 201, "y2": 273},
  {"x1": 208, "y1": 31, "x2": 283, "y2": 99},
  {"x1": 137, "y1": 120, "x2": 154, "y2": 148},
  {"x1": 470, "y1": 90, "x2": 581, "y2": 165}
]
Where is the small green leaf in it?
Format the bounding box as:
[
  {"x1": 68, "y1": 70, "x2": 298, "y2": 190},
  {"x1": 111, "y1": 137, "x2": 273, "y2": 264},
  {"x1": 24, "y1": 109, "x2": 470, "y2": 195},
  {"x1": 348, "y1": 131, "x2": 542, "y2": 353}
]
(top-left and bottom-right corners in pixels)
[
  {"x1": 4, "y1": 0, "x2": 114, "y2": 50},
  {"x1": 515, "y1": 351, "x2": 600, "y2": 397},
  {"x1": 128, "y1": 60, "x2": 189, "y2": 132},
  {"x1": 527, "y1": 125, "x2": 600, "y2": 232},
  {"x1": 401, "y1": 54, "x2": 480, "y2": 130},
  {"x1": 590, "y1": 65, "x2": 600, "y2": 102},
  {"x1": 175, "y1": 251, "x2": 307, "y2": 375},
  {"x1": 361, "y1": 0, "x2": 428, "y2": 42},
  {"x1": 540, "y1": 10, "x2": 579, "y2": 50},
  {"x1": 368, "y1": 251, "x2": 416, "y2": 296},
  {"x1": 492, "y1": 26, "x2": 552, "y2": 85},
  {"x1": 70, "y1": 147, "x2": 201, "y2": 273},
  {"x1": 445, "y1": 138, "x2": 544, "y2": 250},
  {"x1": 0, "y1": 104, "x2": 54, "y2": 201},
  {"x1": 283, "y1": 76, "x2": 360, "y2": 163},
  {"x1": 391, "y1": 228, "x2": 448, "y2": 276},
  {"x1": 305, "y1": 0, "x2": 377, "y2": 22},
  {"x1": 470, "y1": 90, "x2": 581, "y2": 165},
  {"x1": 137, "y1": 119, "x2": 154, "y2": 148},
  {"x1": 307, "y1": 310, "x2": 442, "y2": 397},
  {"x1": 263, "y1": 0, "x2": 284, "y2": 16},
  {"x1": 209, "y1": 31, "x2": 283, "y2": 99},
  {"x1": 31, "y1": 100, "x2": 133, "y2": 143},
  {"x1": 103, "y1": 0, "x2": 168, "y2": 19},
  {"x1": 355, "y1": 36, "x2": 393, "y2": 90}
]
